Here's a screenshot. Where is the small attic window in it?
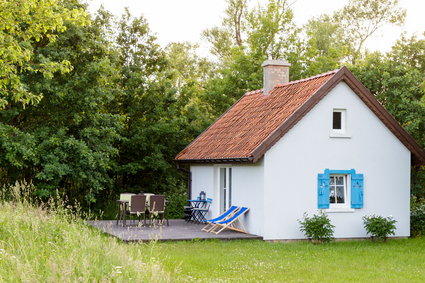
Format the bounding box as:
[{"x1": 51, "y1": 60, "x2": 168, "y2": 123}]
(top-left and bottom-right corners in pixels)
[{"x1": 332, "y1": 109, "x2": 346, "y2": 133}]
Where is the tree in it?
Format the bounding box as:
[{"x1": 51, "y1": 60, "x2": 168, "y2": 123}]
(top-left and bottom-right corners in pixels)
[
  {"x1": 303, "y1": 0, "x2": 406, "y2": 75},
  {"x1": 165, "y1": 42, "x2": 214, "y2": 128},
  {"x1": 351, "y1": 34, "x2": 425, "y2": 197},
  {"x1": 246, "y1": 0, "x2": 298, "y2": 60},
  {"x1": 202, "y1": 0, "x2": 247, "y2": 58},
  {"x1": 224, "y1": 0, "x2": 246, "y2": 46},
  {"x1": 351, "y1": 35, "x2": 425, "y2": 148},
  {"x1": 389, "y1": 33, "x2": 425, "y2": 73},
  {"x1": 109, "y1": 11, "x2": 192, "y2": 199},
  {"x1": 0, "y1": 0, "x2": 88, "y2": 109},
  {"x1": 203, "y1": 0, "x2": 301, "y2": 116},
  {"x1": 1, "y1": 4, "x2": 212, "y2": 213},
  {"x1": 334, "y1": 0, "x2": 406, "y2": 64},
  {"x1": 303, "y1": 14, "x2": 348, "y2": 76},
  {"x1": 0, "y1": 5, "x2": 122, "y2": 204}
]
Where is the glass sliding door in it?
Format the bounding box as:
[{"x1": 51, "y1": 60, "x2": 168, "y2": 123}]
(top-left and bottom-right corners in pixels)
[{"x1": 219, "y1": 167, "x2": 232, "y2": 213}]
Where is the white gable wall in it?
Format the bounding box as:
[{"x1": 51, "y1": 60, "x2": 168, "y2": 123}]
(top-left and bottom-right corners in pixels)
[{"x1": 263, "y1": 82, "x2": 411, "y2": 240}]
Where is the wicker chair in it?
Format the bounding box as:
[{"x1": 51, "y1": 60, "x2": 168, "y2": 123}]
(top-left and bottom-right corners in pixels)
[
  {"x1": 148, "y1": 195, "x2": 169, "y2": 226},
  {"x1": 129, "y1": 195, "x2": 147, "y2": 226}
]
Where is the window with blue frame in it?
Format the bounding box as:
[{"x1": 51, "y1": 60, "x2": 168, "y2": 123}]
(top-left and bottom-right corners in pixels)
[{"x1": 318, "y1": 169, "x2": 363, "y2": 209}]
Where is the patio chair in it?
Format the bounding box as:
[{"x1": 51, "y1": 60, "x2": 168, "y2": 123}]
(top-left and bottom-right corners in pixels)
[
  {"x1": 192, "y1": 198, "x2": 212, "y2": 223},
  {"x1": 116, "y1": 193, "x2": 135, "y2": 225},
  {"x1": 148, "y1": 195, "x2": 169, "y2": 226},
  {"x1": 129, "y1": 195, "x2": 147, "y2": 226},
  {"x1": 201, "y1": 205, "x2": 240, "y2": 232},
  {"x1": 208, "y1": 207, "x2": 249, "y2": 235},
  {"x1": 144, "y1": 193, "x2": 155, "y2": 207},
  {"x1": 183, "y1": 204, "x2": 194, "y2": 222}
]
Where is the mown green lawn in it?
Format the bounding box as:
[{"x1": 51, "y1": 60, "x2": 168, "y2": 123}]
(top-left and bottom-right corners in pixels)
[
  {"x1": 154, "y1": 238, "x2": 425, "y2": 282},
  {"x1": 1, "y1": 200, "x2": 424, "y2": 282}
]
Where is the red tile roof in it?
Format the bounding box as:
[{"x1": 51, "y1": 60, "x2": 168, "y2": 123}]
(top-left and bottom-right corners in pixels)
[
  {"x1": 175, "y1": 70, "x2": 337, "y2": 161},
  {"x1": 176, "y1": 67, "x2": 425, "y2": 164}
]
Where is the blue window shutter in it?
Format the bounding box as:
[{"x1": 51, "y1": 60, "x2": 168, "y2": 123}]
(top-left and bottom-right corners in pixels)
[
  {"x1": 318, "y1": 173, "x2": 330, "y2": 209},
  {"x1": 351, "y1": 174, "x2": 364, "y2": 208}
]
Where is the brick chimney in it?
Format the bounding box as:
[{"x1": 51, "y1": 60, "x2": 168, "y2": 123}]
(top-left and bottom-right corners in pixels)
[{"x1": 262, "y1": 59, "x2": 291, "y2": 95}]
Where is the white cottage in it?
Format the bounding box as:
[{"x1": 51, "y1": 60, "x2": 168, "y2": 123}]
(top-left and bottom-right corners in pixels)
[{"x1": 175, "y1": 60, "x2": 425, "y2": 240}]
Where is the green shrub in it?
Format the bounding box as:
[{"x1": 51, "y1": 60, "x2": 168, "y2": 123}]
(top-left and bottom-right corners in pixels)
[
  {"x1": 411, "y1": 197, "x2": 425, "y2": 237},
  {"x1": 362, "y1": 214, "x2": 397, "y2": 241},
  {"x1": 298, "y1": 211, "x2": 335, "y2": 243},
  {"x1": 164, "y1": 190, "x2": 187, "y2": 219}
]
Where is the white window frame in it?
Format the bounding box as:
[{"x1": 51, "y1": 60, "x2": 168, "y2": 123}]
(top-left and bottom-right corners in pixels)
[
  {"x1": 332, "y1": 109, "x2": 346, "y2": 134},
  {"x1": 216, "y1": 166, "x2": 232, "y2": 214},
  {"x1": 329, "y1": 174, "x2": 350, "y2": 209}
]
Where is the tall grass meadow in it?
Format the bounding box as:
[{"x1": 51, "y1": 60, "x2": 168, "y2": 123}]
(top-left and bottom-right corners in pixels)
[{"x1": 0, "y1": 181, "x2": 171, "y2": 282}]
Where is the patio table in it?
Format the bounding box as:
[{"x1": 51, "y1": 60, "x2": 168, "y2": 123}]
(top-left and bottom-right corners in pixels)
[{"x1": 186, "y1": 199, "x2": 208, "y2": 222}]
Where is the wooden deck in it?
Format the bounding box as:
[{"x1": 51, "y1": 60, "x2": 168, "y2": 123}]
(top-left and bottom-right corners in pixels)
[{"x1": 87, "y1": 219, "x2": 263, "y2": 242}]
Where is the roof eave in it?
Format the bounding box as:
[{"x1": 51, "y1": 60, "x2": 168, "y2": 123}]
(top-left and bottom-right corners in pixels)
[{"x1": 175, "y1": 157, "x2": 255, "y2": 164}]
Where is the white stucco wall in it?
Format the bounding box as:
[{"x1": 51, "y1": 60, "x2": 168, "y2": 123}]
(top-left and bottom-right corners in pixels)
[
  {"x1": 230, "y1": 161, "x2": 264, "y2": 236},
  {"x1": 190, "y1": 165, "x2": 215, "y2": 220},
  {"x1": 263, "y1": 82, "x2": 411, "y2": 240},
  {"x1": 190, "y1": 162, "x2": 264, "y2": 236}
]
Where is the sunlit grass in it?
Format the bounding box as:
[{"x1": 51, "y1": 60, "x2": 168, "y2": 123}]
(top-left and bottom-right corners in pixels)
[
  {"x1": 0, "y1": 201, "x2": 170, "y2": 282},
  {"x1": 155, "y1": 238, "x2": 425, "y2": 282}
]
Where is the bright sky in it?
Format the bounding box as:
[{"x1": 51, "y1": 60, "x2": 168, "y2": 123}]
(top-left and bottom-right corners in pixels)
[{"x1": 87, "y1": 0, "x2": 424, "y2": 57}]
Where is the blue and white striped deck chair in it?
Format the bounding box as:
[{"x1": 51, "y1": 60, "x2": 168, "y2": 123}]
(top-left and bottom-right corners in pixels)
[
  {"x1": 201, "y1": 206, "x2": 239, "y2": 232},
  {"x1": 209, "y1": 207, "x2": 249, "y2": 234}
]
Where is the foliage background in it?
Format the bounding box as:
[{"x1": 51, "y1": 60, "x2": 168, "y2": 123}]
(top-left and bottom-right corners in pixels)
[{"x1": 0, "y1": 0, "x2": 423, "y2": 218}]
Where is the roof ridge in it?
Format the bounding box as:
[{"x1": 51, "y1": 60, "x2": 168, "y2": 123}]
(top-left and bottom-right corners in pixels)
[
  {"x1": 274, "y1": 69, "x2": 339, "y2": 88},
  {"x1": 245, "y1": 89, "x2": 263, "y2": 96},
  {"x1": 244, "y1": 69, "x2": 339, "y2": 96}
]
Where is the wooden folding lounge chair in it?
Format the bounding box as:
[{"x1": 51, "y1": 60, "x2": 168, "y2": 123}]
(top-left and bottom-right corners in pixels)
[
  {"x1": 201, "y1": 206, "x2": 240, "y2": 232},
  {"x1": 209, "y1": 207, "x2": 249, "y2": 235}
]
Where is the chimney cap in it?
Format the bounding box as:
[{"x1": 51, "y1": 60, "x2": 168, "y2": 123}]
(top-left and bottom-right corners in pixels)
[{"x1": 261, "y1": 59, "x2": 291, "y2": 67}]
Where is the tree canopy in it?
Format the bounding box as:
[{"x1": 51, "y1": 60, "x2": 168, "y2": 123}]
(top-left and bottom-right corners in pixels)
[
  {"x1": 0, "y1": 0, "x2": 89, "y2": 109},
  {"x1": 0, "y1": 0, "x2": 423, "y2": 213}
]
